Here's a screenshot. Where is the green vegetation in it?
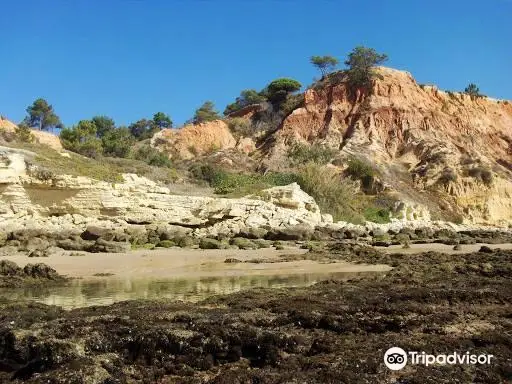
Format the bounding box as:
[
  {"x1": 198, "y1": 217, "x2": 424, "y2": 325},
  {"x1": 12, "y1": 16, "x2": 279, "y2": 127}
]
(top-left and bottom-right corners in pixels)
[
  {"x1": 310, "y1": 55, "x2": 339, "y2": 78},
  {"x1": 464, "y1": 83, "x2": 482, "y2": 99},
  {"x1": 192, "y1": 101, "x2": 220, "y2": 124},
  {"x1": 152, "y1": 112, "x2": 172, "y2": 129},
  {"x1": 14, "y1": 123, "x2": 34, "y2": 143},
  {"x1": 6, "y1": 140, "x2": 178, "y2": 184},
  {"x1": 20, "y1": 143, "x2": 123, "y2": 182},
  {"x1": 191, "y1": 164, "x2": 299, "y2": 195},
  {"x1": 344, "y1": 46, "x2": 388, "y2": 89},
  {"x1": 91, "y1": 116, "x2": 116, "y2": 137},
  {"x1": 287, "y1": 143, "x2": 336, "y2": 165},
  {"x1": 101, "y1": 127, "x2": 135, "y2": 158},
  {"x1": 57, "y1": 113, "x2": 175, "y2": 172},
  {"x1": 345, "y1": 157, "x2": 376, "y2": 189},
  {"x1": 363, "y1": 206, "x2": 391, "y2": 224},
  {"x1": 226, "y1": 117, "x2": 253, "y2": 139},
  {"x1": 132, "y1": 144, "x2": 173, "y2": 168},
  {"x1": 296, "y1": 163, "x2": 364, "y2": 223},
  {"x1": 265, "y1": 78, "x2": 302, "y2": 105},
  {"x1": 60, "y1": 120, "x2": 104, "y2": 158},
  {"x1": 129, "y1": 119, "x2": 159, "y2": 140},
  {"x1": 224, "y1": 89, "x2": 266, "y2": 115},
  {"x1": 23, "y1": 98, "x2": 63, "y2": 131}
]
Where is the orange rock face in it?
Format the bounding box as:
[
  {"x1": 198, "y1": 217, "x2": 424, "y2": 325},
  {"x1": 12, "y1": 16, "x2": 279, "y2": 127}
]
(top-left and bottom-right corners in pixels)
[
  {"x1": 276, "y1": 67, "x2": 512, "y2": 161},
  {"x1": 0, "y1": 117, "x2": 63, "y2": 151},
  {"x1": 271, "y1": 67, "x2": 512, "y2": 225},
  {"x1": 151, "y1": 120, "x2": 237, "y2": 159}
]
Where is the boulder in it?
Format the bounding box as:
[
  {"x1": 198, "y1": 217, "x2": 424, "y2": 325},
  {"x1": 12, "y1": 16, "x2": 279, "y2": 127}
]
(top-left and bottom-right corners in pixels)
[
  {"x1": 23, "y1": 263, "x2": 61, "y2": 279},
  {"x1": 21, "y1": 237, "x2": 50, "y2": 252},
  {"x1": 81, "y1": 226, "x2": 116, "y2": 241},
  {"x1": 199, "y1": 238, "x2": 224, "y2": 249},
  {"x1": 265, "y1": 224, "x2": 314, "y2": 241},
  {"x1": 0, "y1": 260, "x2": 23, "y2": 276},
  {"x1": 90, "y1": 239, "x2": 131, "y2": 253}
]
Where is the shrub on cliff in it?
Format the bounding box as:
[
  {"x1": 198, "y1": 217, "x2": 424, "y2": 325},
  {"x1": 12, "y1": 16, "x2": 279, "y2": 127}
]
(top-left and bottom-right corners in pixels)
[
  {"x1": 464, "y1": 83, "x2": 483, "y2": 99},
  {"x1": 91, "y1": 116, "x2": 116, "y2": 137},
  {"x1": 129, "y1": 119, "x2": 159, "y2": 140},
  {"x1": 310, "y1": 55, "x2": 339, "y2": 78},
  {"x1": 224, "y1": 89, "x2": 266, "y2": 115},
  {"x1": 190, "y1": 164, "x2": 298, "y2": 195},
  {"x1": 345, "y1": 46, "x2": 388, "y2": 89},
  {"x1": 23, "y1": 98, "x2": 63, "y2": 131},
  {"x1": 14, "y1": 123, "x2": 35, "y2": 143},
  {"x1": 227, "y1": 117, "x2": 253, "y2": 139},
  {"x1": 152, "y1": 112, "x2": 172, "y2": 129},
  {"x1": 132, "y1": 144, "x2": 172, "y2": 167},
  {"x1": 192, "y1": 101, "x2": 221, "y2": 124},
  {"x1": 102, "y1": 127, "x2": 134, "y2": 158},
  {"x1": 288, "y1": 143, "x2": 336, "y2": 165},
  {"x1": 60, "y1": 120, "x2": 103, "y2": 158},
  {"x1": 296, "y1": 163, "x2": 364, "y2": 223},
  {"x1": 264, "y1": 78, "x2": 302, "y2": 106},
  {"x1": 345, "y1": 157, "x2": 376, "y2": 189}
]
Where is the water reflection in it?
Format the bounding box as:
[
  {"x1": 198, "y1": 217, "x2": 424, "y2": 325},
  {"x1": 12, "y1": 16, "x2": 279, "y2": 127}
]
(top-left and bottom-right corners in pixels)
[{"x1": 0, "y1": 271, "x2": 375, "y2": 309}]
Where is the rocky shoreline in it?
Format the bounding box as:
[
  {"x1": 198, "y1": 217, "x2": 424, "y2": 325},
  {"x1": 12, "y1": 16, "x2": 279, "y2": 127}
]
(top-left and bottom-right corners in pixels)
[
  {"x1": 2, "y1": 216, "x2": 512, "y2": 258},
  {"x1": 0, "y1": 243, "x2": 510, "y2": 383},
  {"x1": 0, "y1": 260, "x2": 67, "y2": 288}
]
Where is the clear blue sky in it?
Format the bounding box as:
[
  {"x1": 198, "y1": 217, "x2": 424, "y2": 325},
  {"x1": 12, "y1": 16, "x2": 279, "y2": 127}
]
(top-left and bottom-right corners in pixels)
[{"x1": 1, "y1": 0, "x2": 511, "y2": 128}]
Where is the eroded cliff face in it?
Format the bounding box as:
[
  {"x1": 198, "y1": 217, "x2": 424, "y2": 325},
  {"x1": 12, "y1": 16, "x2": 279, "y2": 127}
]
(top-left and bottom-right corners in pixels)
[
  {"x1": 270, "y1": 67, "x2": 512, "y2": 226},
  {"x1": 0, "y1": 117, "x2": 63, "y2": 151},
  {"x1": 151, "y1": 120, "x2": 238, "y2": 159},
  {"x1": 0, "y1": 147, "x2": 326, "y2": 242}
]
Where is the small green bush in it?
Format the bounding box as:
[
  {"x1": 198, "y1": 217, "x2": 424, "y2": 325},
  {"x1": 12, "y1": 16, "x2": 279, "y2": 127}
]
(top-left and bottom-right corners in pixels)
[
  {"x1": 190, "y1": 164, "x2": 299, "y2": 196},
  {"x1": 296, "y1": 163, "x2": 364, "y2": 223},
  {"x1": 14, "y1": 124, "x2": 34, "y2": 143},
  {"x1": 131, "y1": 144, "x2": 173, "y2": 167},
  {"x1": 346, "y1": 157, "x2": 375, "y2": 179},
  {"x1": 287, "y1": 143, "x2": 336, "y2": 165},
  {"x1": 363, "y1": 206, "x2": 391, "y2": 224},
  {"x1": 227, "y1": 117, "x2": 253, "y2": 139}
]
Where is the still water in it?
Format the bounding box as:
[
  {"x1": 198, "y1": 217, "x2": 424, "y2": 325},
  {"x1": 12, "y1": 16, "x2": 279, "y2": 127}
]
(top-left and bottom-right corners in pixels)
[{"x1": 0, "y1": 271, "x2": 376, "y2": 309}]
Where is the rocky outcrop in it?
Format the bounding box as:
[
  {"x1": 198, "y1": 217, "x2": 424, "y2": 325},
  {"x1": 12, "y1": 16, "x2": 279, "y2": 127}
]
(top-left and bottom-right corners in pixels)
[
  {"x1": 151, "y1": 120, "x2": 237, "y2": 159},
  {"x1": 268, "y1": 67, "x2": 512, "y2": 226},
  {"x1": 0, "y1": 117, "x2": 63, "y2": 151},
  {"x1": 0, "y1": 260, "x2": 66, "y2": 287},
  {"x1": 0, "y1": 147, "x2": 327, "y2": 250}
]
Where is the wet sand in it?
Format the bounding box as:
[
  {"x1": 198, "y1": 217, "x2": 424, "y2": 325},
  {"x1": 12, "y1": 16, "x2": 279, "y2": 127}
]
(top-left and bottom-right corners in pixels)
[{"x1": 0, "y1": 247, "x2": 391, "y2": 279}]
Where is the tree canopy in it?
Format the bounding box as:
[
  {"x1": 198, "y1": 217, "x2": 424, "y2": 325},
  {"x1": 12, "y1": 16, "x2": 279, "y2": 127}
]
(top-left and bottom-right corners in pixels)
[
  {"x1": 91, "y1": 116, "x2": 116, "y2": 137},
  {"x1": 153, "y1": 112, "x2": 172, "y2": 129},
  {"x1": 310, "y1": 55, "x2": 339, "y2": 78},
  {"x1": 129, "y1": 119, "x2": 159, "y2": 140},
  {"x1": 464, "y1": 83, "x2": 482, "y2": 99},
  {"x1": 24, "y1": 98, "x2": 62, "y2": 131},
  {"x1": 223, "y1": 89, "x2": 266, "y2": 115},
  {"x1": 101, "y1": 127, "x2": 134, "y2": 158},
  {"x1": 344, "y1": 46, "x2": 388, "y2": 88},
  {"x1": 265, "y1": 78, "x2": 302, "y2": 105},
  {"x1": 192, "y1": 101, "x2": 220, "y2": 124},
  {"x1": 60, "y1": 120, "x2": 103, "y2": 158}
]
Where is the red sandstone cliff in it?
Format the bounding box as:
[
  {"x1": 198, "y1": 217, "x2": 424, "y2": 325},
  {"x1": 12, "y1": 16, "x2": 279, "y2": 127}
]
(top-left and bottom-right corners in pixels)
[{"x1": 269, "y1": 67, "x2": 512, "y2": 225}]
